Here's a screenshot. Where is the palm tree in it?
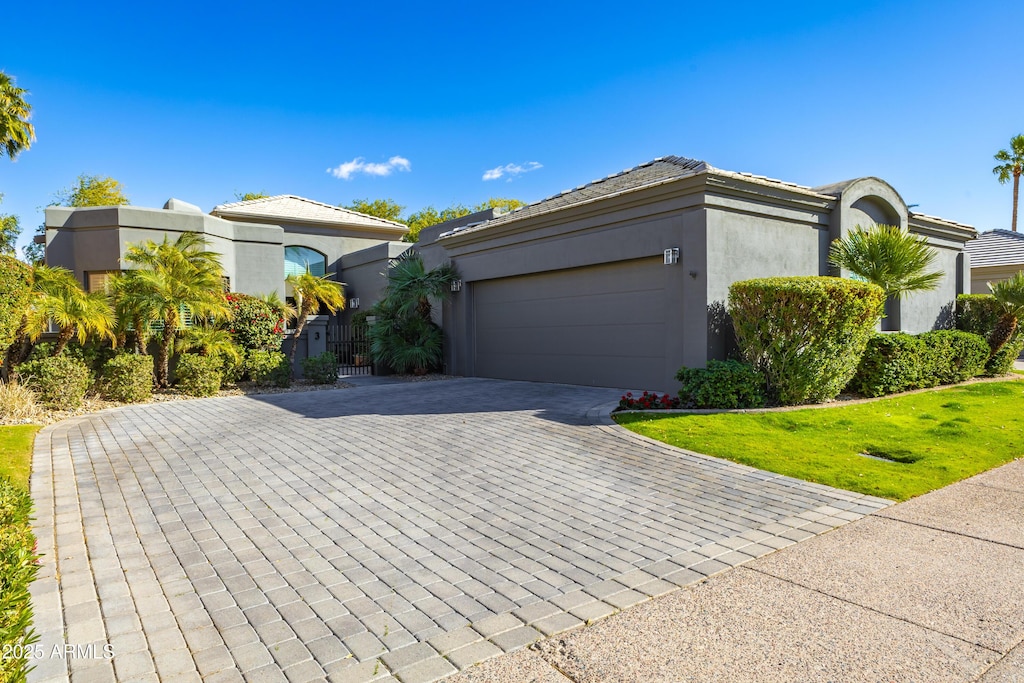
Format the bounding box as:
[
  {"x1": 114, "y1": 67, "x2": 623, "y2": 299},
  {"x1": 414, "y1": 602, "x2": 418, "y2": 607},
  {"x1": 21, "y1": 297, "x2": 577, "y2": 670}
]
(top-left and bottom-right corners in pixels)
[
  {"x1": 108, "y1": 270, "x2": 156, "y2": 354},
  {"x1": 381, "y1": 251, "x2": 458, "y2": 321},
  {"x1": 124, "y1": 232, "x2": 231, "y2": 387},
  {"x1": 994, "y1": 135, "x2": 1024, "y2": 232},
  {"x1": 285, "y1": 271, "x2": 345, "y2": 372},
  {"x1": 0, "y1": 71, "x2": 34, "y2": 160},
  {"x1": 987, "y1": 271, "x2": 1024, "y2": 356},
  {"x1": 257, "y1": 291, "x2": 297, "y2": 332},
  {"x1": 829, "y1": 224, "x2": 942, "y2": 299}
]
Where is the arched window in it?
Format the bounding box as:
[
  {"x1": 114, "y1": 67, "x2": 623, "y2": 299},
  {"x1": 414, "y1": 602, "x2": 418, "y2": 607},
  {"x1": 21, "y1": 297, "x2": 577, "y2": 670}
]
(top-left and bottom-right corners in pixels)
[{"x1": 284, "y1": 246, "x2": 326, "y2": 278}]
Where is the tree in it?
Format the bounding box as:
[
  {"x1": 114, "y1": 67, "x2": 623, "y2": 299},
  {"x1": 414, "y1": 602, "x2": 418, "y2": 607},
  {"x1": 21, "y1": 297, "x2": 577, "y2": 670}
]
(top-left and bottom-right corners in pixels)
[
  {"x1": 234, "y1": 191, "x2": 269, "y2": 201},
  {"x1": 0, "y1": 195, "x2": 20, "y2": 255},
  {"x1": 344, "y1": 198, "x2": 404, "y2": 223},
  {"x1": 828, "y1": 224, "x2": 942, "y2": 300},
  {"x1": 285, "y1": 271, "x2": 345, "y2": 374},
  {"x1": 474, "y1": 197, "x2": 526, "y2": 213},
  {"x1": 987, "y1": 271, "x2": 1024, "y2": 356},
  {"x1": 54, "y1": 174, "x2": 130, "y2": 207},
  {"x1": 123, "y1": 232, "x2": 230, "y2": 388},
  {"x1": 0, "y1": 71, "x2": 35, "y2": 161},
  {"x1": 404, "y1": 204, "x2": 471, "y2": 243},
  {"x1": 994, "y1": 135, "x2": 1024, "y2": 232}
]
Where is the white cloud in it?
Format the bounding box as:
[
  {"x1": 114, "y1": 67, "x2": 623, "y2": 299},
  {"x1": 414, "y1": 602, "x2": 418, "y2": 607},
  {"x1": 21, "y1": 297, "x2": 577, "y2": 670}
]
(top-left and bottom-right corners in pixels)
[
  {"x1": 482, "y1": 161, "x2": 542, "y2": 182},
  {"x1": 327, "y1": 155, "x2": 412, "y2": 180}
]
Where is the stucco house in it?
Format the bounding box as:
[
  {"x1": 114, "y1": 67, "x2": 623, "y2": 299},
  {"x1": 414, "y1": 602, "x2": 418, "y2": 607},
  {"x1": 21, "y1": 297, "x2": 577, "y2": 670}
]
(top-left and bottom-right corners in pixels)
[{"x1": 965, "y1": 229, "x2": 1024, "y2": 293}]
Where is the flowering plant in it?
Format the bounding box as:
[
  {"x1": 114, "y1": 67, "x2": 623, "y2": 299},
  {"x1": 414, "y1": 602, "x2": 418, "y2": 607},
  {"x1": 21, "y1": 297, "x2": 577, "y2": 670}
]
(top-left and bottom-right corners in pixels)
[{"x1": 617, "y1": 390, "x2": 681, "y2": 411}]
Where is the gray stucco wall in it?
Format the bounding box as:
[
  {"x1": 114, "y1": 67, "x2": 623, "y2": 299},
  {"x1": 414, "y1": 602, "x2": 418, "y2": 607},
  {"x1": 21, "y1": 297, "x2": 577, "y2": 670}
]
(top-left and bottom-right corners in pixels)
[{"x1": 338, "y1": 242, "x2": 412, "y2": 323}]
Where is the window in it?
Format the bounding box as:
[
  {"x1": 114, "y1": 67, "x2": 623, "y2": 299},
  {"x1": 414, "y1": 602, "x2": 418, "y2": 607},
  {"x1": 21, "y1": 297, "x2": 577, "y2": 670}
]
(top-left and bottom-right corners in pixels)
[
  {"x1": 284, "y1": 246, "x2": 326, "y2": 278},
  {"x1": 87, "y1": 270, "x2": 119, "y2": 293}
]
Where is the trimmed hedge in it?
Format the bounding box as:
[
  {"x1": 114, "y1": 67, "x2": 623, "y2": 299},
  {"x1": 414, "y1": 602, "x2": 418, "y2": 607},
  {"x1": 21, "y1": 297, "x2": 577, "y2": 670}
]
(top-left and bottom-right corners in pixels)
[
  {"x1": 245, "y1": 350, "x2": 290, "y2": 387},
  {"x1": 729, "y1": 277, "x2": 885, "y2": 405},
  {"x1": 302, "y1": 352, "x2": 339, "y2": 384},
  {"x1": 851, "y1": 330, "x2": 989, "y2": 397},
  {"x1": 174, "y1": 354, "x2": 222, "y2": 397},
  {"x1": 101, "y1": 354, "x2": 154, "y2": 403},
  {"x1": 225, "y1": 293, "x2": 282, "y2": 352},
  {"x1": 0, "y1": 477, "x2": 40, "y2": 682},
  {"x1": 0, "y1": 256, "x2": 32, "y2": 356},
  {"x1": 957, "y1": 294, "x2": 1024, "y2": 375},
  {"x1": 15, "y1": 355, "x2": 92, "y2": 410},
  {"x1": 676, "y1": 360, "x2": 765, "y2": 409}
]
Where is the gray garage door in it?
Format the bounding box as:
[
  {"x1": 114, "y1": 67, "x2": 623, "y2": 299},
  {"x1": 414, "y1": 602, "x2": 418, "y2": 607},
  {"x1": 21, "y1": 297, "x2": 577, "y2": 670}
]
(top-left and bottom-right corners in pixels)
[{"x1": 473, "y1": 257, "x2": 666, "y2": 389}]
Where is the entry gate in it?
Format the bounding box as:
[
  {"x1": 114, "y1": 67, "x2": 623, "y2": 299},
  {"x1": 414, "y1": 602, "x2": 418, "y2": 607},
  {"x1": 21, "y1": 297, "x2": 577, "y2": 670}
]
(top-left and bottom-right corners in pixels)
[{"x1": 326, "y1": 324, "x2": 372, "y2": 376}]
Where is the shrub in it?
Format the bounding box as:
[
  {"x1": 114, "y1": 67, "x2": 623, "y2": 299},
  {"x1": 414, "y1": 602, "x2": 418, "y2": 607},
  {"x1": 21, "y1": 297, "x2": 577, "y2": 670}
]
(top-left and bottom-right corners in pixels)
[
  {"x1": 15, "y1": 356, "x2": 92, "y2": 410},
  {"x1": 957, "y1": 294, "x2": 1024, "y2": 375},
  {"x1": 245, "y1": 350, "x2": 290, "y2": 387},
  {"x1": 0, "y1": 256, "x2": 32, "y2": 355},
  {"x1": 101, "y1": 354, "x2": 154, "y2": 403},
  {"x1": 919, "y1": 330, "x2": 989, "y2": 384},
  {"x1": 219, "y1": 350, "x2": 245, "y2": 385},
  {"x1": 174, "y1": 354, "x2": 222, "y2": 397},
  {"x1": 676, "y1": 360, "x2": 765, "y2": 409},
  {"x1": 617, "y1": 391, "x2": 680, "y2": 411},
  {"x1": 0, "y1": 380, "x2": 41, "y2": 422},
  {"x1": 302, "y1": 352, "x2": 339, "y2": 384},
  {"x1": 729, "y1": 277, "x2": 885, "y2": 405},
  {"x1": 851, "y1": 330, "x2": 989, "y2": 397},
  {"x1": 28, "y1": 338, "x2": 116, "y2": 380},
  {"x1": 225, "y1": 293, "x2": 282, "y2": 352},
  {"x1": 0, "y1": 478, "x2": 39, "y2": 683}
]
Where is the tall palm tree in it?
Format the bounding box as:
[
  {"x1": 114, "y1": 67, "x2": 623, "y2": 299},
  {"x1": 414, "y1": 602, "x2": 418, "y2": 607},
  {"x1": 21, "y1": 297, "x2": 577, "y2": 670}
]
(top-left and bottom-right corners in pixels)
[
  {"x1": 994, "y1": 135, "x2": 1024, "y2": 232},
  {"x1": 829, "y1": 224, "x2": 942, "y2": 299},
  {"x1": 124, "y1": 232, "x2": 231, "y2": 387},
  {"x1": 0, "y1": 71, "x2": 34, "y2": 160},
  {"x1": 285, "y1": 271, "x2": 345, "y2": 373},
  {"x1": 987, "y1": 271, "x2": 1024, "y2": 356}
]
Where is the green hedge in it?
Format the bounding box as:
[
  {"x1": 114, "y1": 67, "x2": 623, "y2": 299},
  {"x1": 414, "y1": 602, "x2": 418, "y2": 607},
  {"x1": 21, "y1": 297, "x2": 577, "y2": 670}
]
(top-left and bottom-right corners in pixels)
[
  {"x1": 676, "y1": 360, "x2": 765, "y2": 409},
  {"x1": 729, "y1": 277, "x2": 885, "y2": 405},
  {"x1": 174, "y1": 354, "x2": 222, "y2": 397},
  {"x1": 101, "y1": 354, "x2": 154, "y2": 403},
  {"x1": 0, "y1": 256, "x2": 32, "y2": 356},
  {"x1": 301, "y1": 352, "x2": 339, "y2": 384},
  {"x1": 245, "y1": 350, "x2": 290, "y2": 387},
  {"x1": 0, "y1": 478, "x2": 40, "y2": 683},
  {"x1": 15, "y1": 355, "x2": 92, "y2": 410},
  {"x1": 957, "y1": 294, "x2": 1024, "y2": 375},
  {"x1": 851, "y1": 330, "x2": 989, "y2": 397}
]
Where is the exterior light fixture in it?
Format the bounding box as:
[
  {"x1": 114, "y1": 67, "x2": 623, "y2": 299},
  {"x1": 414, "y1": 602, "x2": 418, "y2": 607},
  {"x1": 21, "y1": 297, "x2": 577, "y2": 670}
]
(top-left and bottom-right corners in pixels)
[
  {"x1": 664, "y1": 248, "x2": 680, "y2": 265},
  {"x1": 450, "y1": 279, "x2": 463, "y2": 292},
  {"x1": 349, "y1": 297, "x2": 360, "y2": 309}
]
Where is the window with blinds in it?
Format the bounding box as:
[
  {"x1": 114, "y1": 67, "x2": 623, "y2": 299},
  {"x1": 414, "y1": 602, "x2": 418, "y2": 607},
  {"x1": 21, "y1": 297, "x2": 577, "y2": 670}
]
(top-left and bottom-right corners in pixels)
[
  {"x1": 284, "y1": 246, "x2": 326, "y2": 277},
  {"x1": 87, "y1": 271, "x2": 118, "y2": 293}
]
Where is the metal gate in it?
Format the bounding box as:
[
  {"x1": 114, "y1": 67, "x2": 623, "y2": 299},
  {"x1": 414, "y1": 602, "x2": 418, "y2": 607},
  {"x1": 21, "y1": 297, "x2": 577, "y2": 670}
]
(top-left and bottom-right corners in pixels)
[{"x1": 326, "y1": 324, "x2": 372, "y2": 376}]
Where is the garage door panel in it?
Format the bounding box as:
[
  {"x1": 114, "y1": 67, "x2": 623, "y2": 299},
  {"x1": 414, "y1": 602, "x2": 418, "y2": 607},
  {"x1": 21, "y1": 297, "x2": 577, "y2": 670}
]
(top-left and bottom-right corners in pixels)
[
  {"x1": 476, "y1": 323, "x2": 664, "y2": 358},
  {"x1": 474, "y1": 289, "x2": 664, "y2": 330}
]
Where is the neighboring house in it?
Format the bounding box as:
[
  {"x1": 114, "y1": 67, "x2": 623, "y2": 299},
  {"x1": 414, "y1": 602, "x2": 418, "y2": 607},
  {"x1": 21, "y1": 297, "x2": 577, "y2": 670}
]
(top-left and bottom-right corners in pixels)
[
  {"x1": 964, "y1": 229, "x2": 1024, "y2": 294},
  {"x1": 416, "y1": 156, "x2": 976, "y2": 392}
]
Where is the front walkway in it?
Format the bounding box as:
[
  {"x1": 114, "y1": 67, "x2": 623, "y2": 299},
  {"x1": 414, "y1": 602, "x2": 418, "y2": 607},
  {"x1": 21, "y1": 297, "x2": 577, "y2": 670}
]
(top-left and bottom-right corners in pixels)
[{"x1": 28, "y1": 379, "x2": 888, "y2": 683}]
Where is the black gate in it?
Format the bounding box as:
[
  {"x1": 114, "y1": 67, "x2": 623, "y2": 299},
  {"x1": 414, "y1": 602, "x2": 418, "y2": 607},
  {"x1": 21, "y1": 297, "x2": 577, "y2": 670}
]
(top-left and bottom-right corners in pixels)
[{"x1": 326, "y1": 324, "x2": 372, "y2": 376}]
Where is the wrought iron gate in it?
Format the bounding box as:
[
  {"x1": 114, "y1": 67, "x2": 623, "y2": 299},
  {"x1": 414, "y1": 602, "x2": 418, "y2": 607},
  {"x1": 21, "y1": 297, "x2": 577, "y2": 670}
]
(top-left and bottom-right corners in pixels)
[{"x1": 326, "y1": 324, "x2": 372, "y2": 376}]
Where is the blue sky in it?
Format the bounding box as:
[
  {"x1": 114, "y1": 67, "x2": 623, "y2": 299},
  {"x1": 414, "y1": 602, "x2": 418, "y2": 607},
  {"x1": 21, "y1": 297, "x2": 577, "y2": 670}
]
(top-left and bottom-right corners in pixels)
[{"x1": 2, "y1": 1, "x2": 1022, "y2": 255}]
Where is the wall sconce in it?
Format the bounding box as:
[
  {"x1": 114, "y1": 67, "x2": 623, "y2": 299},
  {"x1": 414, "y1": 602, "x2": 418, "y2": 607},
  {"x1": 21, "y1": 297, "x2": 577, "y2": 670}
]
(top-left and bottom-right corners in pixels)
[
  {"x1": 450, "y1": 279, "x2": 463, "y2": 292},
  {"x1": 349, "y1": 297, "x2": 360, "y2": 309},
  {"x1": 664, "y1": 248, "x2": 680, "y2": 265}
]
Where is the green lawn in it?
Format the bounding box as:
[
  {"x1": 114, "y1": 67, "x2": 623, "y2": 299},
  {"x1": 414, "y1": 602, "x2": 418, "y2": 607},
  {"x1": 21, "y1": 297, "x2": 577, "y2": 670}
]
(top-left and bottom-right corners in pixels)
[
  {"x1": 614, "y1": 380, "x2": 1024, "y2": 501},
  {"x1": 0, "y1": 425, "x2": 40, "y2": 490}
]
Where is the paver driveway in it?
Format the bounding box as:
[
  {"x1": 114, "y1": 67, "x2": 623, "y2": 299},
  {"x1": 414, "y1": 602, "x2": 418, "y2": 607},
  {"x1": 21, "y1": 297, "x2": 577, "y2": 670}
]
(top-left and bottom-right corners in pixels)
[{"x1": 29, "y1": 378, "x2": 888, "y2": 683}]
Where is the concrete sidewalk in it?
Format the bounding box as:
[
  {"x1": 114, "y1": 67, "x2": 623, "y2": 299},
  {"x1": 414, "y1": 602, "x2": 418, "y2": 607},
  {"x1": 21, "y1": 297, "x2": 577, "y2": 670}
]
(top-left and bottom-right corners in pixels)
[{"x1": 448, "y1": 458, "x2": 1024, "y2": 682}]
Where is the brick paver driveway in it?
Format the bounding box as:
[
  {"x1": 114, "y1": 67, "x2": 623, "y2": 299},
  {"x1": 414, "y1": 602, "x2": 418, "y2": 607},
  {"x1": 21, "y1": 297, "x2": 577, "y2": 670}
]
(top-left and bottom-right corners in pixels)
[{"x1": 29, "y1": 378, "x2": 888, "y2": 683}]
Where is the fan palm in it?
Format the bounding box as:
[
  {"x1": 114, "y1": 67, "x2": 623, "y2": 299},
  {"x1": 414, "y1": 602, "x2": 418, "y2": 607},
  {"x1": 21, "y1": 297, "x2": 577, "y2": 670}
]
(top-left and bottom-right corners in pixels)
[
  {"x1": 829, "y1": 224, "x2": 942, "y2": 300},
  {"x1": 987, "y1": 271, "x2": 1024, "y2": 356},
  {"x1": 994, "y1": 135, "x2": 1024, "y2": 232},
  {"x1": 124, "y1": 232, "x2": 231, "y2": 387},
  {"x1": 381, "y1": 251, "x2": 458, "y2": 321},
  {"x1": 0, "y1": 71, "x2": 34, "y2": 160},
  {"x1": 284, "y1": 271, "x2": 346, "y2": 372}
]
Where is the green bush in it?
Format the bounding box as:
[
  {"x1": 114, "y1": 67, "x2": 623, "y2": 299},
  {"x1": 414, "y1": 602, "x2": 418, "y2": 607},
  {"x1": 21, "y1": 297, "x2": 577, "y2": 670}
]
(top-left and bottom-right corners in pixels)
[
  {"x1": 29, "y1": 338, "x2": 115, "y2": 379},
  {"x1": 174, "y1": 354, "x2": 222, "y2": 397},
  {"x1": 676, "y1": 360, "x2": 765, "y2": 409},
  {"x1": 301, "y1": 352, "x2": 339, "y2": 384},
  {"x1": 101, "y1": 354, "x2": 154, "y2": 403},
  {"x1": 851, "y1": 330, "x2": 989, "y2": 397},
  {"x1": 15, "y1": 355, "x2": 92, "y2": 410},
  {"x1": 219, "y1": 350, "x2": 245, "y2": 385},
  {"x1": 245, "y1": 350, "x2": 290, "y2": 387},
  {"x1": 957, "y1": 294, "x2": 1024, "y2": 375},
  {"x1": 0, "y1": 478, "x2": 39, "y2": 683},
  {"x1": 225, "y1": 293, "x2": 282, "y2": 352},
  {"x1": 0, "y1": 256, "x2": 32, "y2": 354},
  {"x1": 729, "y1": 277, "x2": 885, "y2": 405},
  {"x1": 919, "y1": 330, "x2": 989, "y2": 384}
]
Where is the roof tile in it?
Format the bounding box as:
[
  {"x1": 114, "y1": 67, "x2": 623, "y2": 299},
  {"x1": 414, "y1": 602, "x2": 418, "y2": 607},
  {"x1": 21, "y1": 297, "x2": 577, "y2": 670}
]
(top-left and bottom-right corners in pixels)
[{"x1": 211, "y1": 195, "x2": 407, "y2": 232}]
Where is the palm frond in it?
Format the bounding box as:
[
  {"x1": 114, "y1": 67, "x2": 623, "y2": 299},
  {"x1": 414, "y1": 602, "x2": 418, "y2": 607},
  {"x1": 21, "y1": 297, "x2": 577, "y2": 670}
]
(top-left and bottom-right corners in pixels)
[{"x1": 828, "y1": 224, "x2": 941, "y2": 300}]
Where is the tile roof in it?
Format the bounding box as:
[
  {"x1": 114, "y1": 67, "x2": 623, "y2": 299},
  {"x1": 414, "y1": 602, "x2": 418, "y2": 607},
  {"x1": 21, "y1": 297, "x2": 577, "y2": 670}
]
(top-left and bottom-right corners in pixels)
[
  {"x1": 440, "y1": 156, "x2": 829, "y2": 238},
  {"x1": 965, "y1": 229, "x2": 1024, "y2": 268},
  {"x1": 211, "y1": 195, "x2": 408, "y2": 231}
]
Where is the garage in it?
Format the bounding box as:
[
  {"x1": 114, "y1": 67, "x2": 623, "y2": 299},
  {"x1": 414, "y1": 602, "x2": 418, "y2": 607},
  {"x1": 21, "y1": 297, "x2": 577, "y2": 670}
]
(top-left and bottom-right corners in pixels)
[{"x1": 472, "y1": 257, "x2": 667, "y2": 389}]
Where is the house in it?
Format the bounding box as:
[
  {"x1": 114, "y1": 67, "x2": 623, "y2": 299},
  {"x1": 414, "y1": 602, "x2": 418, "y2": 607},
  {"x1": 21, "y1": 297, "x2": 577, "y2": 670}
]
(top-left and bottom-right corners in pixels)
[
  {"x1": 964, "y1": 229, "x2": 1024, "y2": 293},
  {"x1": 416, "y1": 156, "x2": 976, "y2": 392}
]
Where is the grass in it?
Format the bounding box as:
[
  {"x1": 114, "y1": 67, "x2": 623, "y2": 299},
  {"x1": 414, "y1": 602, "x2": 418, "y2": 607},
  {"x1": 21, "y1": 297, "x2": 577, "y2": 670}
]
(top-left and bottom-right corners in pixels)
[
  {"x1": 614, "y1": 380, "x2": 1024, "y2": 501},
  {"x1": 0, "y1": 425, "x2": 40, "y2": 490}
]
